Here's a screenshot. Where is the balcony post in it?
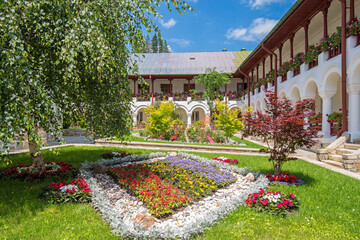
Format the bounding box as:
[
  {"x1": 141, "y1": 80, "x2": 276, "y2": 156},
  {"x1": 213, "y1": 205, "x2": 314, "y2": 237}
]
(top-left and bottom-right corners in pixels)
[
  {"x1": 151, "y1": 76, "x2": 154, "y2": 104},
  {"x1": 322, "y1": 4, "x2": 329, "y2": 38},
  {"x1": 304, "y1": 20, "x2": 309, "y2": 53},
  {"x1": 290, "y1": 34, "x2": 294, "y2": 59}
]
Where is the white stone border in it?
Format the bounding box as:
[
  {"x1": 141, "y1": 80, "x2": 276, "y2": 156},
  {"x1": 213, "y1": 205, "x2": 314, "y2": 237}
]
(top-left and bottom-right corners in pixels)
[{"x1": 79, "y1": 152, "x2": 269, "y2": 239}]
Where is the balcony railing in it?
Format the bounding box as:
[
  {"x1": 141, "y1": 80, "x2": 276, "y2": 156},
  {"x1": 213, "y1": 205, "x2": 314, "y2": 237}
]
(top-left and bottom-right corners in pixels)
[
  {"x1": 357, "y1": 34, "x2": 360, "y2": 46},
  {"x1": 293, "y1": 68, "x2": 300, "y2": 76},
  {"x1": 133, "y1": 91, "x2": 244, "y2": 102},
  {"x1": 328, "y1": 45, "x2": 341, "y2": 59},
  {"x1": 308, "y1": 58, "x2": 318, "y2": 70},
  {"x1": 281, "y1": 74, "x2": 287, "y2": 82}
]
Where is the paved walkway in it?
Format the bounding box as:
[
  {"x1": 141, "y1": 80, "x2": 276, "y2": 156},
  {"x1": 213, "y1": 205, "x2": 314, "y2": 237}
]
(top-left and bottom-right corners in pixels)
[{"x1": 6, "y1": 135, "x2": 360, "y2": 180}]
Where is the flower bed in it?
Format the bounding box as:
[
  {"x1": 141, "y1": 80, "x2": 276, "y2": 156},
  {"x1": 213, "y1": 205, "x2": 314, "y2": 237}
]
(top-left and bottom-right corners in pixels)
[
  {"x1": 266, "y1": 172, "x2": 305, "y2": 185},
  {"x1": 109, "y1": 164, "x2": 190, "y2": 217},
  {"x1": 78, "y1": 152, "x2": 268, "y2": 239},
  {"x1": 101, "y1": 152, "x2": 132, "y2": 159},
  {"x1": 145, "y1": 156, "x2": 237, "y2": 201},
  {"x1": 212, "y1": 157, "x2": 239, "y2": 163},
  {"x1": 43, "y1": 178, "x2": 91, "y2": 203},
  {"x1": 5, "y1": 161, "x2": 75, "y2": 180},
  {"x1": 246, "y1": 189, "x2": 299, "y2": 216}
]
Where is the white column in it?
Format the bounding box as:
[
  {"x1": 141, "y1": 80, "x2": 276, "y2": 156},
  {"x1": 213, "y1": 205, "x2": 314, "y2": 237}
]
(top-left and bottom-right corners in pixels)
[
  {"x1": 348, "y1": 84, "x2": 360, "y2": 140},
  {"x1": 319, "y1": 91, "x2": 336, "y2": 138},
  {"x1": 187, "y1": 113, "x2": 192, "y2": 128},
  {"x1": 133, "y1": 114, "x2": 137, "y2": 127}
]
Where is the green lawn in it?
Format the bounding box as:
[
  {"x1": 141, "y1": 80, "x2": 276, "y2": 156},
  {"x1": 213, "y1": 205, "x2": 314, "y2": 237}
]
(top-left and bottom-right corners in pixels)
[
  {"x1": 1, "y1": 146, "x2": 359, "y2": 239},
  {"x1": 115, "y1": 133, "x2": 265, "y2": 149}
]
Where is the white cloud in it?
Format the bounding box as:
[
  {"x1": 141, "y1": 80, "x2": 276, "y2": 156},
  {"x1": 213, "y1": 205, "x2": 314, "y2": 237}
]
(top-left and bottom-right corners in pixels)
[
  {"x1": 246, "y1": 0, "x2": 284, "y2": 9},
  {"x1": 225, "y1": 18, "x2": 278, "y2": 42},
  {"x1": 159, "y1": 18, "x2": 177, "y2": 29},
  {"x1": 187, "y1": 0, "x2": 198, "y2": 2},
  {"x1": 168, "y1": 38, "x2": 191, "y2": 47}
]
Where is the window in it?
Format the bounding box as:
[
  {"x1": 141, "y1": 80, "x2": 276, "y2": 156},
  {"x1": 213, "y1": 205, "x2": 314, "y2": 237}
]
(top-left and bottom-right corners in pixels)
[
  {"x1": 243, "y1": 83, "x2": 248, "y2": 91},
  {"x1": 161, "y1": 84, "x2": 172, "y2": 94},
  {"x1": 184, "y1": 84, "x2": 195, "y2": 93},
  {"x1": 138, "y1": 84, "x2": 149, "y2": 93},
  {"x1": 137, "y1": 112, "x2": 143, "y2": 122},
  {"x1": 192, "y1": 111, "x2": 199, "y2": 122}
]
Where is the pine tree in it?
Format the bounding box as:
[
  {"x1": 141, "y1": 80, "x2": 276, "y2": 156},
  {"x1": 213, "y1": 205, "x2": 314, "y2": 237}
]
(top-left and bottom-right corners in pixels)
[
  {"x1": 151, "y1": 35, "x2": 158, "y2": 53},
  {"x1": 145, "y1": 35, "x2": 151, "y2": 53}
]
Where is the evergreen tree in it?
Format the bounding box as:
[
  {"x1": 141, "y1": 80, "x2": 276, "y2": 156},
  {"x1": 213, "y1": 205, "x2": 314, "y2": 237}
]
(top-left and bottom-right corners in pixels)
[{"x1": 152, "y1": 35, "x2": 158, "y2": 53}]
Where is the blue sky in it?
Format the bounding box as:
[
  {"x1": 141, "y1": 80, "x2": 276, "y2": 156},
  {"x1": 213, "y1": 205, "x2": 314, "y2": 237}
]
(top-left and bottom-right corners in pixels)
[{"x1": 155, "y1": 0, "x2": 295, "y2": 53}]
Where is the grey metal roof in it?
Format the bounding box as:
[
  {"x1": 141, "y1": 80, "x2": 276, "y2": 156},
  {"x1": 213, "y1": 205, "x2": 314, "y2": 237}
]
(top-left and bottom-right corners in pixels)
[{"x1": 131, "y1": 51, "x2": 251, "y2": 76}]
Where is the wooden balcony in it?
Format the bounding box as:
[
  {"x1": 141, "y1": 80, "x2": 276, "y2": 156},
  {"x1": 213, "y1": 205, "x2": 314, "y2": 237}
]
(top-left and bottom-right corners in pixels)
[
  {"x1": 328, "y1": 45, "x2": 341, "y2": 60},
  {"x1": 293, "y1": 68, "x2": 300, "y2": 76},
  {"x1": 308, "y1": 58, "x2": 318, "y2": 70}
]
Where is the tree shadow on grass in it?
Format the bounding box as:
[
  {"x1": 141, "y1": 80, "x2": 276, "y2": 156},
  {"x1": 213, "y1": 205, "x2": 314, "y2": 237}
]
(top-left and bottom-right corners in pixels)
[{"x1": 0, "y1": 178, "x2": 49, "y2": 221}]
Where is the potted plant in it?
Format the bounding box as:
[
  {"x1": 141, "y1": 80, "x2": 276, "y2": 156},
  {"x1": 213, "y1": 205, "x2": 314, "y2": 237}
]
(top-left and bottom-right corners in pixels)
[{"x1": 327, "y1": 109, "x2": 342, "y2": 136}]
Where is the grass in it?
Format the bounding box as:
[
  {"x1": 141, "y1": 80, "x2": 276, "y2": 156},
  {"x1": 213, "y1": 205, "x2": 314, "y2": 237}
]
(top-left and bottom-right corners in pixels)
[
  {"x1": 1, "y1": 146, "x2": 359, "y2": 239},
  {"x1": 114, "y1": 132, "x2": 265, "y2": 149}
]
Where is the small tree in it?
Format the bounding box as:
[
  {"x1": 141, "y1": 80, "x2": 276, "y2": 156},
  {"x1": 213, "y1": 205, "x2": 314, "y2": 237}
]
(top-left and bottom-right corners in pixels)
[
  {"x1": 193, "y1": 68, "x2": 231, "y2": 118},
  {"x1": 243, "y1": 90, "x2": 320, "y2": 175},
  {"x1": 144, "y1": 101, "x2": 178, "y2": 137},
  {"x1": 213, "y1": 100, "x2": 245, "y2": 143}
]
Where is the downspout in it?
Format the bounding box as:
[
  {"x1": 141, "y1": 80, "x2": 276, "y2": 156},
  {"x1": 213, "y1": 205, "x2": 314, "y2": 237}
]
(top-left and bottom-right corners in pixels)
[
  {"x1": 337, "y1": 0, "x2": 348, "y2": 138},
  {"x1": 262, "y1": 43, "x2": 278, "y2": 94},
  {"x1": 150, "y1": 75, "x2": 154, "y2": 105},
  {"x1": 237, "y1": 69, "x2": 250, "y2": 107}
]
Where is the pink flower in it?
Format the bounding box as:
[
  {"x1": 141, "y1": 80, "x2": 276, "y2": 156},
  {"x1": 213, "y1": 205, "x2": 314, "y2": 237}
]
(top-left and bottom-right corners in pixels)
[
  {"x1": 277, "y1": 203, "x2": 282, "y2": 208},
  {"x1": 262, "y1": 199, "x2": 268, "y2": 205},
  {"x1": 290, "y1": 194, "x2": 295, "y2": 199}
]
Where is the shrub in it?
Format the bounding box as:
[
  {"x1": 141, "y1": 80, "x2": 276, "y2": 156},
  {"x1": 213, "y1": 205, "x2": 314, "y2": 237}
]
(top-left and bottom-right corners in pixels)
[
  {"x1": 243, "y1": 90, "x2": 320, "y2": 175},
  {"x1": 144, "y1": 101, "x2": 180, "y2": 138},
  {"x1": 213, "y1": 100, "x2": 245, "y2": 142}
]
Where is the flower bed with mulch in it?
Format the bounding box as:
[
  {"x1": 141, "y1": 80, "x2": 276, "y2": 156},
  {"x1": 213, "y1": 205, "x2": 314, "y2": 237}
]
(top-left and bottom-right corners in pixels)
[{"x1": 79, "y1": 152, "x2": 268, "y2": 239}]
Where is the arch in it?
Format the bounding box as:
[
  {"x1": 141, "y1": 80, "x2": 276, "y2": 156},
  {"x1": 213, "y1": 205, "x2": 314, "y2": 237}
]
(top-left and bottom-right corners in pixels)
[
  {"x1": 347, "y1": 53, "x2": 360, "y2": 85},
  {"x1": 191, "y1": 107, "x2": 206, "y2": 122},
  {"x1": 174, "y1": 107, "x2": 188, "y2": 122},
  {"x1": 189, "y1": 104, "x2": 208, "y2": 114},
  {"x1": 289, "y1": 85, "x2": 301, "y2": 102},
  {"x1": 320, "y1": 65, "x2": 341, "y2": 93},
  {"x1": 302, "y1": 78, "x2": 319, "y2": 99},
  {"x1": 256, "y1": 99, "x2": 261, "y2": 112},
  {"x1": 279, "y1": 89, "x2": 287, "y2": 99}
]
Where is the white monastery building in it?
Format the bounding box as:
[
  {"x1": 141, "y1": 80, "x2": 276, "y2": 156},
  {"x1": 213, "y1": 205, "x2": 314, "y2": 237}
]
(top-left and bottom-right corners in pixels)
[{"x1": 130, "y1": 0, "x2": 360, "y2": 143}]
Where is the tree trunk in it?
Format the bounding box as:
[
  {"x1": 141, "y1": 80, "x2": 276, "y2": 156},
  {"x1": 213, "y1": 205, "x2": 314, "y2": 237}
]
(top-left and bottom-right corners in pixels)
[
  {"x1": 27, "y1": 129, "x2": 45, "y2": 172},
  {"x1": 274, "y1": 161, "x2": 281, "y2": 176}
]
